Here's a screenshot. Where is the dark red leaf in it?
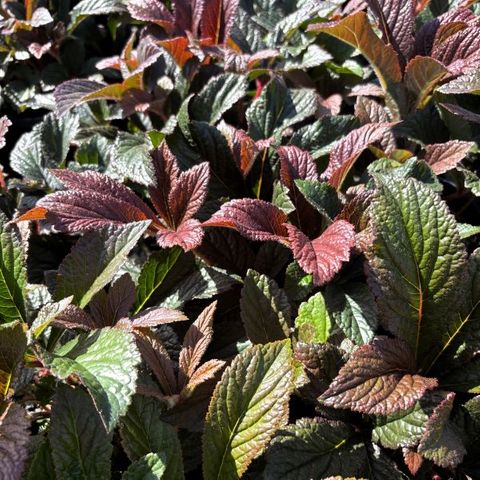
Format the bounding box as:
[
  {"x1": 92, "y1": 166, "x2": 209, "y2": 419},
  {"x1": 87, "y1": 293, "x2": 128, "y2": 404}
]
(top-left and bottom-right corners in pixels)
[
  {"x1": 286, "y1": 220, "x2": 356, "y2": 286},
  {"x1": 38, "y1": 170, "x2": 157, "y2": 233},
  {"x1": 278, "y1": 145, "x2": 318, "y2": 190},
  {"x1": 403, "y1": 448, "x2": 423, "y2": 476},
  {"x1": 204, "y1": 199, "x2": 289, "y2": 242},
  {"x1": 200, "y1": 0, "x2": 239, "y2": 44},
  {"x1": 323, "y1": 123, "x2": 394, "y2": 189},
  {"x1": 320, "y1": 337, "x2": 438, "y2": 415},
  {"x1": 127, "y1": 0, "x2": 175, "y2": 30},
  {"x1": 219, "y1": 123, "x2": 257, "y2": 176}
]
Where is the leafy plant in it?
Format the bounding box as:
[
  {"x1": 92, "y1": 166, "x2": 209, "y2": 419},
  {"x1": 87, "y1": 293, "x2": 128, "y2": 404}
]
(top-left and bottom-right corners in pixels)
[{"x1": 1, "y1": 0, "x2": 480, "y2": 479}]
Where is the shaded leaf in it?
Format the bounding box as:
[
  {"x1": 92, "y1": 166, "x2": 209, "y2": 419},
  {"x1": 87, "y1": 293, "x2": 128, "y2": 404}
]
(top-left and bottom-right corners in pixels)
[
  {"x1": 0, "y1": 321, "x2": 27, "y2": 398},
  {"x1": 49, "y1": 384, "x2": 112, "y2": 480},
  {"x1": 122, "y1": 453, "x2": 166, "y2": 479},
  {"x1": 294, "y1": 180, "x2": 341, "y2": 220},
  {"x1": 0, "y1": 402, "x2": 30, "y2": 480},
  {"x1": 240, "y1": 270, "x2": 291, "y2": 344},
  {"x1": 120, "y1": 395, "x2": 184, "y2": 480}
]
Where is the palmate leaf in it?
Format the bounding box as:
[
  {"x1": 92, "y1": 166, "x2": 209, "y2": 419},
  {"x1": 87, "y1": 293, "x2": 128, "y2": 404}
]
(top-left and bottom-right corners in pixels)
[
  {"x1": 366, "y1": 178, "x2": 467, "y2": 369},
  {"x1": 202, "y1": 340, "x2": 293, "y2": 480},
  {"x1": 120, "y1": 395, "x2": 184, "y2": 480},
  {"x1": 0, "y1": 321, "x2": 27, "y2": 398},
  {"x1": 49, "y1": 384, "x2": 113, "y2": 480},
  {"x1": 0, "y1": 213, "x2": 27, "y2": 324},
  {"x1": 264, "y1": 418, "x2": 366, "y2": 480},
  {"x1": 0, "y1": 402, "x2": 30, "y2": 480},
  {"x1": 320, "y1": 337, "x2": 438, "y2": 415},
  {"x1": 45, "y1": 328, "x2": 141, "y2": 431},
  {"x1": 240, "y1": 269, "x2": 291, "y2": 344},
  {"x1": 286, "y1": 220, "x2": 355, "y2": 287},
  {"x1": 55, "y1": 221, "x2": 151, "y2": 309}
]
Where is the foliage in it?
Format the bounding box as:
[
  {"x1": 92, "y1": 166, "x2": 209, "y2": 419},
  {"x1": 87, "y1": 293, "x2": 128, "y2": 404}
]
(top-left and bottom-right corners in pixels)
[{"x1": 1, "y1": 0, "x2": 480, "y2": 478}]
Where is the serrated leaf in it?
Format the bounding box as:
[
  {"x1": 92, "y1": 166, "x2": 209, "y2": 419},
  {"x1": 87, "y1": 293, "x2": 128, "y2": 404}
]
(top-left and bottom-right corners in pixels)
[
  {"x1": 122, "y1": 453, "x2": 166, "y2": 479},
  {"x1": 205, "y1": 199, "x2": 288, "y2": 242},
  {"x1": 404, "y1": 56, "x2": 448, "y2": 109},
  {"x1": 458, "y1": 223, "x2": 480, "y2": 239},
  {"x1": 365, "y1": 0, "x2": 415, "y2": 59},
  {"x1": 0, "y1": 213, "x2": 26, "y2": 324},
  {"x1": 45, "y1": 328, "x2": 141, "y2": 431},
  {"x1": 120, "y1": 395, "x2": 184, "y2": 480},
  {"x1": 320, "y1": 337, "x2": 438, "y2": 415},
  {"x1": 308, "y1": 13, "x2": 402, "y2": 106},
  {"x1": 265, "y1": 418, "x2": 366, "y2": 480},
  {"x1": 424, "y1": 140, "x2": 474, "y2": 175},
  {"x1": 294, "y1": 180, "x2": 342, "y2": 220},
  {"x1": 286, "y1": 220, "x2": 355, "y2": 286},
  {"x1": 110, "y1": 132, "x2": 154, "y2": 186},
  {"x1": 272, "y1": 181, "x2": 296, "y2": 215},
  {"x1": 325, "y1": 283, "x2": 378, "y2": 345},
  {"x1": 55, "y1": 222, "x2": 150, "y2": 308},
  {"x1": 0, "y1": 321, "x2": 27, "y2": 398},
  {"x1": 202, "y1": 340, "x2": 294, "y2": 480},
  {"x1": 240, "y1": 270, "x2": 291, "y2": 344},
  {"x1": 191, "y1": 74, "x2": 247, "y2": 124},
  {"x1": 366, "y1": 178, "x2": 467, "y2": 369},
  {"x1": 323, "y1": 123, "x2": 394, "y2": 190},
  {"x1": 134, "y1": 248, "x2": 182, "y2": 314},
  {"x1": 278, "y1": 145, "x2": 318, "y2": 189},
  {"x1": 49, "y1": 384, "x2": 113, "y2": 480},
  {"x1": 246, "y1": 78, "x2": 317, "y2": 140},
  {"x1": 418, "y1": 392, "x2": 466, "y2": 468},
  {"x1": 0, "y1": 116, "x2": 11, "y2": 150},
  {"x1": 30, "y1": 297, "x2": 73, "y2": 339},
  {"x1": 295, "y1": 292, "x2": 331, "y2": 343},
  {"x1": 372, "y1": 401, "x2": 430, "y2": 449},
  {"x1": 25, "y1": 436, "x2": 55, "y2": 480},
  {"x1": 0, "y1": 402, "x2": 30, "y2": 480}
]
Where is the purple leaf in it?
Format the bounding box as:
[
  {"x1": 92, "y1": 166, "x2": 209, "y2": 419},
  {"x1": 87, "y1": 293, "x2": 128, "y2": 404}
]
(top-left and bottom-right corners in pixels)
[
  {"x1": 205, "y1": 199, "x2": 289, "y2": 242},
  {"x1": 321, "y1": 337, "x2": 438, "y2": 415},
  {"x1": 127, "y1": 0, "x2": 175, "y2": 30},
  {"x1": 54, "y1": 79, "x2": 105, "y2": 116},
  {"x1": 156, "y1": 219, "x2": 205, "y2": 251},
  {"x1": 286, "y1": 220, "x2": 356, "y2": 286},
  {"x1": 424, "y1": 140, "x2": 474, "y2": 174},
  {"x1": 128, "y1": 306, "x2": 188, "y2": 328}
]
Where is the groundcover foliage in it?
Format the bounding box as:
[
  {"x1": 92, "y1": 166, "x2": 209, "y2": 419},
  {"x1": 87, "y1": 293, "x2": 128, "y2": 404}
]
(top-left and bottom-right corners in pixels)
[{"x1": 1, "y1": 0, "x2": 480, "y2": 478}]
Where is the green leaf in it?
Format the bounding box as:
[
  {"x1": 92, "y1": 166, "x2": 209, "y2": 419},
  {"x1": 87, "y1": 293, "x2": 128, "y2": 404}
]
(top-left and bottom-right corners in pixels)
[
  {"x1": 120, "y1": 395, "x2": 184, "y2": 480},
  {"x1": 295, "y1": 292, "x2": 331, "y2": 343},
  {"x1": 122, "y1": 453, "x2": 166, "y2": 480},
  {"x1": 55, "y1": 221, "x2": 150, "y2": 309},
  {"x1": 30, "y1": 296, "x2": 73, "y2": 340},
  {"x1": 325, "y1": 283, "x2": 377, "y2": 345},
  {"x1": 134, "y1": 248, "x2": 182, "y2": 314},
  {"x1": 246, "y1": 78, "x2": 318, "y2": 140},
  {"x1": 294, "y1": 179, "x2": 341, "y2": 220},
  {"x1": 0, "y1": 212, "x2": 27, "y2": 324},
  {"x1": 0, "y1": 321, "x2": 27, "y2": 398},
  {"x1": 272, "y1": 181, "x2": 296, "y2": 215},
  {"x1": 109, "y1": 132, "x2": 154, "y2": 186},
  {"x1": 458, "y1": 223, "x2": 480, "y2": 239},
  {"x1": 372, "y1": 401, "x2": 429, "y2": 449},
  {"x1": 240, "y1": 270, "x2": 291, "y2": 344},
  {"x1": 69, "y1": 0, "x2": 126, "y2": 30},
  {"x1": 45, "y1": 328, "x2": 141, "y2": 431},
  {"x1": 49, "y1": 384, "x2": 113, "y2": 480},
  {"x1": 202, "y1": 340, "x2": 294, "y2": 480},
  {"x1": 191, "y1": 74, "x2": 248, "y2": 124},
  {"x1": 25, "y1": 437, "x2": 56, "y2": 480},
  {"x1": 366, "y1": 178, "x2": 466, "y2": 369},
  {"x1": 437, "y1": 70, "x2": 480, "y2": 95},
  {"x1": 284, "y1": 261, "x2": 314, "y2": 302},
  {"x1": 264, "y1": 418, "x2": 367, "y2": 480}
]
